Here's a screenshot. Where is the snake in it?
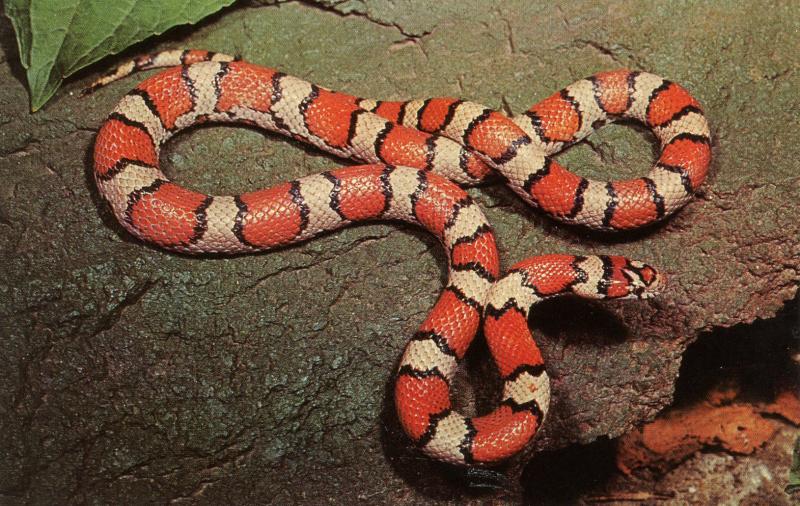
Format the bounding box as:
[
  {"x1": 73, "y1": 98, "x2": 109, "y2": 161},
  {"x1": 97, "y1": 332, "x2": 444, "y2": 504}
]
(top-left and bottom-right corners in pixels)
[{"x1": 88, "y1": 49, "x2": 706, "y2": 465}]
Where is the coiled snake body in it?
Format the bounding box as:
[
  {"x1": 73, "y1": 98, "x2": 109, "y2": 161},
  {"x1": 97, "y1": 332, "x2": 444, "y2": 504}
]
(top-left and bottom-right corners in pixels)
[{"x1": 89, "y1": 50, "x2": 709, "y2": 465}]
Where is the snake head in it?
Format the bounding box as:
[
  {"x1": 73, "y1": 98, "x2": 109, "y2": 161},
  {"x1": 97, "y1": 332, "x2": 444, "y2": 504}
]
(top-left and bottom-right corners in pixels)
[
  {"x1": 592, "y1": 256, "x2": 663, "y2": 300},
  {"x1": 620, "y1": 259, "x2": 663, "y2": 299}
]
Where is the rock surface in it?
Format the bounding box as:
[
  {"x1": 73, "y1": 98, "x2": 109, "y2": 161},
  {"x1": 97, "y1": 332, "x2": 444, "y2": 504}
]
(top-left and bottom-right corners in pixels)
[{"x1": 1, "y1": 0, "x2": 798, "y2": 503}]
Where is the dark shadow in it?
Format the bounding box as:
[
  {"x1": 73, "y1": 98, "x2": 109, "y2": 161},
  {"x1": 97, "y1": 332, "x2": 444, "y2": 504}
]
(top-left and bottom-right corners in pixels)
[
  {"x1": 521, "y1": 436, "x2": 617, "y2": 505},
  {"x1": 528, "y1": 296, "x2": 629, "y2": 347},
  {"x1": 673, "y1": 294, "x2": 800, "y2": 407},
  {"x1": 518, "y1": 293, "x2": 799, "y2": 502},
  {"x1": 0, "y1": 12, "x2": 28, "y2": 89},
  {"x1": 524, "y1": 297, "x2": 631, "y2": 447}
]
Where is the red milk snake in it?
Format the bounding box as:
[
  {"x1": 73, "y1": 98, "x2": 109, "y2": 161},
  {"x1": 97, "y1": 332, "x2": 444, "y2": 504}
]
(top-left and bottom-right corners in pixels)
[{"x1": 88, "y1": 49, "x2": 709, "y2": 465}]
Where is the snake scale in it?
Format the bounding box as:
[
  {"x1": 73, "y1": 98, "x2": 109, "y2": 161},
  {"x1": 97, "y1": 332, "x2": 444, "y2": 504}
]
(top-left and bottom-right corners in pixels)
[{"x1": 88, "y1": 49, "x2": 710, "y2": 465}]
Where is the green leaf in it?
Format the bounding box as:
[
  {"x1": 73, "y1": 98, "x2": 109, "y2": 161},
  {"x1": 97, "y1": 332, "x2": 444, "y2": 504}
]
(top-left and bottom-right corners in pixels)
[
  {"x1": 787, "y1": 435, "x2": 800, "y2": 495},
  {"x1": 4, "y1": 0, "x2": 236, "y2": 111}
]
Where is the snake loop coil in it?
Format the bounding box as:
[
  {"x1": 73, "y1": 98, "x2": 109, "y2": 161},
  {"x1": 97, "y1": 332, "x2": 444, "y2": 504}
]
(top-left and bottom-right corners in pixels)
[{"x1": 90, "y1": 49, "x2": 709, "y2": 465}]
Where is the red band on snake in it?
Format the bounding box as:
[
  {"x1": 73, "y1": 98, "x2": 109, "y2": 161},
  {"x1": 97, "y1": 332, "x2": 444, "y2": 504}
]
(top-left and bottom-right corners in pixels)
[{"x1": 89, "y1": 49, "x2": 682, "y2": 465}]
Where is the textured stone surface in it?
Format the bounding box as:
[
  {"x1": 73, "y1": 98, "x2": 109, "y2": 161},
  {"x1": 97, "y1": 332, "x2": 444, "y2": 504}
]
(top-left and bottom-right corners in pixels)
[
  {"x1": 658, "y1": 427, "x2": 797, "y2": 506},
  {"x1": 1, "y1": 0, "x2": 798, "y2": 503}
]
